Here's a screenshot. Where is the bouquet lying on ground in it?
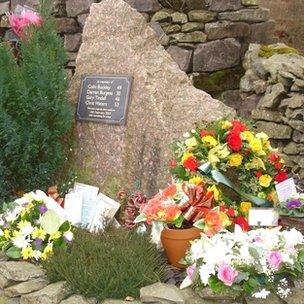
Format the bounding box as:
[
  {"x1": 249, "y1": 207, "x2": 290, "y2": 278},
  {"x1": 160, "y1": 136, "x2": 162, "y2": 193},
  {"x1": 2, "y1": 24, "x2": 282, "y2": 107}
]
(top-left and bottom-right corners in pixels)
[
  {"x1": 135, "y1": 181, "x2": 250, "y2": 244},
  {"x1": 170, "y1": 119, "x2": 288, "y2": 206},
  {"x1": 279, "y1": 194, "x2": 304, "y2": 217},
  {"x1": 181, "y1": 226, "x2": 304, "y2": 299},
  {"x1": 0, "y1": 191, "x2": 73, "y2": 261}
]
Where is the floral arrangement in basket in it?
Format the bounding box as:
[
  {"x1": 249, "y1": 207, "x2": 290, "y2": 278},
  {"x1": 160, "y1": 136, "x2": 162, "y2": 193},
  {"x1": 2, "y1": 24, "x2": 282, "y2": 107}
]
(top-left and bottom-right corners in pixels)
[
  {"x1": 135, "y1": 180, "x2": 251, "y2": 243},
  {"x1": 181, "y1": 226, "x2": 304, "y2": 299},
  {"x1": 0, "y1": 191, "x2": 73, "y2": 261},
  {"x1": 170, "y1": 119, "x2": 289, "y2": 206}
]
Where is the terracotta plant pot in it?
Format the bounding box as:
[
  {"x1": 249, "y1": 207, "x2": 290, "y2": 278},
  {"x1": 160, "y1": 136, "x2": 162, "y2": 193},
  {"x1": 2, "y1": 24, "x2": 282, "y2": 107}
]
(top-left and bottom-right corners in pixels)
[{"x1": 161, "y1": 227, "x2": 201, "y2": 269}]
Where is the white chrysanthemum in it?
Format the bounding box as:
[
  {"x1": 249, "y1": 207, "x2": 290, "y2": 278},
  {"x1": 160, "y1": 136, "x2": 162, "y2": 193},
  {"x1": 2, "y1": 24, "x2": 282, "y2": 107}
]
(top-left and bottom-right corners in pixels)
[
  {"x1": 199, "y1": 263, "x2": 215, "y2": 286},
  {"x1": 190, "y1": 239, "x2": 204, "y2": 260},
  {"x1": 14, "y1": 196, "x2": 31, "y2": 206},
  {"x1": 282, "y1": 228, "x2": 304, "y2": 247},
  {"x1": 12, "y1": 235, "x2": 30, "y2": 249},
  {"x1": 32, "y1": 250, "x2": 42, "y2": 261},
  {"x1": 20, "y1": 222, "x2": 34, "y2": 236},
  {"x1": 5, "y1": 206, "x2": 23, "y2": 223},
  {"x1": 252, "y1": 289, "x2": 271, "y2": 299}
]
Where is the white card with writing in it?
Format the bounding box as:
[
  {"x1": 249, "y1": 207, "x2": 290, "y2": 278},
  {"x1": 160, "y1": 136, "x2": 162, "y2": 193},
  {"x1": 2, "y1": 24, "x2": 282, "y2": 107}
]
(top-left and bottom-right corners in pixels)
[
  {"x1": 73, "y1": 182, "x2": 99, "y2": 198},
  {"x1": 89, "y1": 193, "x2": 120, "y2": 232},
  {"x1": 249, "y1": 208, "x2": 279, "y2": 227},
  {"x1": 64, "y1": 192, "x2": 83, "y2": 225},
  {"x1": 275, "y1": 178, "x2": 297, "y2": 203}
]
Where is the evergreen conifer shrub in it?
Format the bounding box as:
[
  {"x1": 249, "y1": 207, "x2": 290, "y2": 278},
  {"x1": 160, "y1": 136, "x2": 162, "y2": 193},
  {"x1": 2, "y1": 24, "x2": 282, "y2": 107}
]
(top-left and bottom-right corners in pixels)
[{"x1": 0, "y1": 2, "x2": 73, "y2": 201}]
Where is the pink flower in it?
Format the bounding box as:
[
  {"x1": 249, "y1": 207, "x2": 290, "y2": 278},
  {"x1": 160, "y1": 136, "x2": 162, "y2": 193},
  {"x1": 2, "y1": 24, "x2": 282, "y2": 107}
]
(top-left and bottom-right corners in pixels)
[
  {"x1": 8, "y1": 10, "x2": 42, "y2": 38},
  {"x1": 267, "y1": 251, "x2": 283, "y2": 270},
  {"x1": 186, "y1": 265, "x2": 196, "y2": 280},
  {"x1": 217, "y1": 264, "x2": 238, "y2": 286}
]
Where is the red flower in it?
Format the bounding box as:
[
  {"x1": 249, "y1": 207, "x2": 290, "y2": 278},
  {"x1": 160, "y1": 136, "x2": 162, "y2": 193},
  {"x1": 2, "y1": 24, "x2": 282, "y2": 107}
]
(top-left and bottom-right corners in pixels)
[
  {"x1": 200, "y1": 130, "x2": 214, "y2": 138},
  {"x1": 226, "y1": 208, "x2": 235, "y2": 218},
  {"x1": 231, "y1": 120, "x2": 247, "y2": 133},
  {"x1": 169, "y1": 159, "x2": 177, "y2": 168},
  {"x1": 268, "y1": 153, "x2": 280, "y2": 163},
  {"x1": 275, "y1": 171, "x2": 288, "y2": 183},
  {"x1": 255, "y1": 171, "x2": 263, "y2": 178},
  {"x1": 219, "y1": 204, "x2": 226, "y2": 212},
  {"x1": 234, "y1": 217, "x2": 249, "y2": 232},
  {"x1": 274, "y1": 162, "x2": 282, "y2": 170},
  {"x1": 226, "y1": 131, "x2": 242, "y2": 152},
  {"x1": 183, "y1": 156, "x2": 199, "y2": 171}
]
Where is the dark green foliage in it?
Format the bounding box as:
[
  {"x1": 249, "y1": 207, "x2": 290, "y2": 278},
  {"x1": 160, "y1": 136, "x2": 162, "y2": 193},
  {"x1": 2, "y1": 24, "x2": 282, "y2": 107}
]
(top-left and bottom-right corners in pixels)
[
  {"x1": 0, "y1": 1, "x2": 73, "y2": 201},
  {"x1": 43, "y1": 227, "x2": 167, "y2": 301}
]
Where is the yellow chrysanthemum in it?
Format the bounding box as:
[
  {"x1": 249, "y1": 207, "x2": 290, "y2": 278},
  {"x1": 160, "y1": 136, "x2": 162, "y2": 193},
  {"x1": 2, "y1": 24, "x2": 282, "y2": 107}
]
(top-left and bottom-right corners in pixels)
[
  {"x1": 249, "y1": 138, "x2": 263, "y2": 153},
  {"x1": 220, "y1": 120, "x2": 233, "y2": 130},
  {"x1": 240, "y1": 202, "x2": 252, "y2": 214},
  {"x1": 32, "y1": 228, "x2": 47, "y2": 241},
  {"x1": 207, "y1": 185, "x2": 220, "y2": 201},
  {"x1": 228, "y1": 153, "x2": 243, "y2": 167},
  {"x1": 49, "y1": 231, "x2": 61, "y2": 240},
  {"x1": 21, "y1": 247, "x2": 34, "y2": 260},
  {"x1": 181, "y1": 152, "x2": 194, "y2": 162},
  {"x1": 202, "y1": 135, "x2": 218, "y2": 148},
  {"x1": 3, "y1": 229, "x2": 10, "y2": 240},
  {"x1": 259, "y1": 175, "x2": 272, "y2": 188},
  {"x1": 185, "y1": 137, "x2": 198, "y2": 148},
  {"x1": 241, "y1": 131, "x2": 254, "y2": 142},
  {"x1": 189, "y1": 176, "x2": 203, "y2": 185},
  {"x1": 41, "y1": 244, "x2": 53, "y2": 261}
]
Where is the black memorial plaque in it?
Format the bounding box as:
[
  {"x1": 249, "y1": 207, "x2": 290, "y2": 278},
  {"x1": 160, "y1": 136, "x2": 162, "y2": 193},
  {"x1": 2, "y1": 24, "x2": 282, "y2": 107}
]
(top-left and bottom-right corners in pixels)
[{"x1": 76, "y1": 75, "x2": 133, "y2": 125}]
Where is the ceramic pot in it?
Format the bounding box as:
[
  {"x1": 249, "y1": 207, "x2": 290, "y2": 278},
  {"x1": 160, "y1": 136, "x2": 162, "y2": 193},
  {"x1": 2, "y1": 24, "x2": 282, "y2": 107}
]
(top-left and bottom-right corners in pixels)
[{"x1": 161, "y1": 227, "x2": 201, "y2": 268}]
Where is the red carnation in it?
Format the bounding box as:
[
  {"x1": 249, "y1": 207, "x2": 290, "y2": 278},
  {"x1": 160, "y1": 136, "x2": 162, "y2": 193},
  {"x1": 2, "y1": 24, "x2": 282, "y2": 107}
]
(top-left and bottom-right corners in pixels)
[
  {"x1": 183, "y1": 156, "x2": 199, "y2": 171},
  {"x1": 255, "y1": 171, "x2": 263, "y2": 178},
  {"x1": 274, "y1": 162, "x2": 282, "y2": 170},
  {"x1": 226, "y1": 131, "x2": 242, "y2": 152},
  {"x1": 219, "y1": 204, "x2": 226, "y2": 212},
  {"x1": 169, "y1": 159, "x2": 177, "y2": 168},
  {"x1": 231, "y1": 120, "x2": 247, "y2": 133},
  {"x1": 275, "y1": 171, "x2": 288, "y2": 183},
  {"x1": 268, "y1": 153, "x2": 280, "y2": 163},
  {"x1": 200, "y1": 130, "x2": 214, "y2": 138},
  {"x1": 234, "y1": 216, "x2": 249, "y2": 232},
  {"x1": 226, "y1": 208, "x2": 235, "y2": 218}
]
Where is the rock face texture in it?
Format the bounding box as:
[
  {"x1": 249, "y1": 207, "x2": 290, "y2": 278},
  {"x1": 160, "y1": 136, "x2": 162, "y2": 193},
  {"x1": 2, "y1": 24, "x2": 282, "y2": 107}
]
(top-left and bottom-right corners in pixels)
[{"x1": 69, "y1": 0, "x2": 234, "y2": 197}]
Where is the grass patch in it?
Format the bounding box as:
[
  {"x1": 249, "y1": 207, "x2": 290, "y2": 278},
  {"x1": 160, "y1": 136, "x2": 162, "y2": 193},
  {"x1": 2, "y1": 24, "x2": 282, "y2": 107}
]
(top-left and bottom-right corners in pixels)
[
  {"x1": 43, "y1": 226, "x2": 167, "y2": 302},
  {"x1": 259, "y1": 45, "x2": 299, "y2": 58}
]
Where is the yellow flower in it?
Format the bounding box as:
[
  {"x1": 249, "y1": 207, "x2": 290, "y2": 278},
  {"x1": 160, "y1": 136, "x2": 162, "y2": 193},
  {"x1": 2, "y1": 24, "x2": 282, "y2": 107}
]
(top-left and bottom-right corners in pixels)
[
  {"x1": 228, "y1": 153, "x2": 243, "y2": 167},
  {"x1": 21, "y1": 247, "x2": 34, "y2": 260},
  {"x1": 202, "y1": 135, "x2": 218, "y2": 148},
  {"x1": 259, "y1": 175, "x2": 272, "y2": 188},
  {"x1": 256, "y1": 132, "x2": 269, "y2": 142},
  {"x1": 219, "y1": 212, "x2": 232, "y2": 227},
  {"x1": 207, "y1": 185, "x2": 220, "y2": 201},
  {"x1": 220, "y1": 120, "x2": 233, "y2": 130},
  {"x1": 241, "y1": 131, "x2": 254, "y2": 142},
  {"x1": 189, "y1": 176, "x2": 203, "y2": 185},
  {"x1": 32, "y1": 228, "x2": 47, "y2": 241},
  {"x1": 245, "y1": 157, "x2": 266, "y2": 171},
  {"x1": 181, "y1": 152, "x2": 194, "y2": 162},
  {"x1": 49, "y1": 231, "x2": 61, "y2": 240},
  {"x1": 4, "y1": 229, "x2": 10, "y2": 239},
  {"x1": 240, "y1": 202, "x2": 252, "y2": 214},
  {"x1": 41, "y1": 244, "x2": 53, "y2": 261},
  {"x1": 17, "y1": 220, "x2": 30, "y2": 230},
  {"x1": 249, "y1": 138, "x2": 263, "y2": 153},
  {"x1": 185, "y1": 137, "x2": 198, "y2": 148}
]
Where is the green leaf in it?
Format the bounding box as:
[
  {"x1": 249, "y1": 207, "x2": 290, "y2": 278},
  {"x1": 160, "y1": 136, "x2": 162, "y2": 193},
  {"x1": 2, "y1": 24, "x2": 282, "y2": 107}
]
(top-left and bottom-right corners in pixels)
[
  {"x1": 134, "y1": 213, "x2": 147, "y2": 224},
  {"x1": 59, "y1": 220, "x2": 70, "y2": 232},
  {"x1": 41, "y1": 210, "x2": 61, "y2": 234},
  {"x1": 193, "y1": 219, "x2": 205, "y2": 230},
  {"x1": 173, "y1": 215, "x2": 184, "y2": 228},
  {"x1": 6, "y1": 246, "x2": 21, "y2": 259}
]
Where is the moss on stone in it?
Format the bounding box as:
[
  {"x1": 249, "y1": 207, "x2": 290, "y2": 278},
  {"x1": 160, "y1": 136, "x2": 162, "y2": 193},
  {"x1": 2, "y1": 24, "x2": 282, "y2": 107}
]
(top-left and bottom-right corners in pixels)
[{"x1": 258, "y1": 45, "x2": 299, "y2": 59}]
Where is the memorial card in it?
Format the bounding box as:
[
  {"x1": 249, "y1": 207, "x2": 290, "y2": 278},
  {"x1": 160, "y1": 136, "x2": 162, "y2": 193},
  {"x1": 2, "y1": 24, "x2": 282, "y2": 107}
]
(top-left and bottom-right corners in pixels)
[
  {"x1": 64, "y1": 192, "x2": 83, "y2": 225},
  {"x1": 248, "y1": 208, "x2": 279, "y2": 227},
  {"x1": 275, "y1": 178, "x2": 297, "y2": 203}
]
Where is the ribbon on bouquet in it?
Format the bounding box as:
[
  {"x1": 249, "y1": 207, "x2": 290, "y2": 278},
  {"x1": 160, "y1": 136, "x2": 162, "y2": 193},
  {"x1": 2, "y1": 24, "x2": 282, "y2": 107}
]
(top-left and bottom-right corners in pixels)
[{"x1": 198, "y1": 162, "x2": 271, "y2": 207}]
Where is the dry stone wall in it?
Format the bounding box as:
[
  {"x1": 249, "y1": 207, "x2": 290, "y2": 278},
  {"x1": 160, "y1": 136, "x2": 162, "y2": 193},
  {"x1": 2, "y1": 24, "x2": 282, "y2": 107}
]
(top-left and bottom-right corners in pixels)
[{"x1": 0, "y1": 0, "x2": 276, "y2": 94}]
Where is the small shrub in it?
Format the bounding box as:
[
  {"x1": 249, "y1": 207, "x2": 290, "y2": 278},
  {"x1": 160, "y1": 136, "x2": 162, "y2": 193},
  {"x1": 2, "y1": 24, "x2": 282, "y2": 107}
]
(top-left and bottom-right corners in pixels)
[{"x1": 43, "y1": 227, "x2": 167, "y2": 301}]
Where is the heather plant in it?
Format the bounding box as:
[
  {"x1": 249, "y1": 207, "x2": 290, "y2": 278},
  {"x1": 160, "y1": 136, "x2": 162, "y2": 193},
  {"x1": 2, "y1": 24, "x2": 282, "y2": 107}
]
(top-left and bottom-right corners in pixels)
[
  {"x1": 0, "y1": 0, "x2": 73, "y2": 202},
  {"x1": 43, "y1": 227, "x2": 167, "y2": 301}
]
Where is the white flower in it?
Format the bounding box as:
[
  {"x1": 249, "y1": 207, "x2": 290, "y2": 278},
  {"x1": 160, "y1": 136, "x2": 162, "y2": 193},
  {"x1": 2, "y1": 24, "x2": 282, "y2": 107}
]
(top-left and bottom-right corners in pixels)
[
  {"x1": 5, "y1": 206, "x2": 23, "y2": 223},
  {"x1": 12, "y1": 235, "x2": 30, "y2": 249},
  {"x1": 190, "y1": 239, "x2": 204, "y2": 260},
  {"x1": 14, "y1": 196, "x2": 31, "y2": 206},
  {"x1": 183, "y1": 132, "x2": 190, "y2": 138},
  {"x1": 282, "y1": 228, "x2": 304, "y2": 247},
  {"x1": 0, "y1": 229, "x2": 3, "y2": 237},
  {"x1": 32, "y1": 250, "x2": 42, "y2": 261},
  {"x1": 199, "y1": 263, "x2": 215, "y2": 286},
  {"x1": 64, "y1": 231, "x2": 74, "y2": 242},
  {"x1": 252, "y1": 289, "x2": 271, "y2": 299},
  {"x1": 20, "y1": 222, "x2": 34, "y2": 236},
  {"x1": 0, "y1": 217, "x2": 4, "y2": 226}
]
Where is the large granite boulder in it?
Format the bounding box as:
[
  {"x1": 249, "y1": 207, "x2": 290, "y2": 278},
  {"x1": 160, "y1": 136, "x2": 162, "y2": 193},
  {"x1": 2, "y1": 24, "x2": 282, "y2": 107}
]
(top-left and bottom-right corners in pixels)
[{"x1": 69, "y1": 0, "x2": 234, "y2": 197}]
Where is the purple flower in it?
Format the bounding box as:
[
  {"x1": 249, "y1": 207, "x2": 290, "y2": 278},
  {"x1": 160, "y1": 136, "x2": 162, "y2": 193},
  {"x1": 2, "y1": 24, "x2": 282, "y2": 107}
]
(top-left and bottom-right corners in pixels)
[
  {"x1": 34, "y1": 238, "x2": 42, "y2": 250},
  {"x1": 287, "y1": 200, "x2": 302, "y2": 209},
  {"x1": 39, "y1": 205, "x2": 48, "y2": 214}
]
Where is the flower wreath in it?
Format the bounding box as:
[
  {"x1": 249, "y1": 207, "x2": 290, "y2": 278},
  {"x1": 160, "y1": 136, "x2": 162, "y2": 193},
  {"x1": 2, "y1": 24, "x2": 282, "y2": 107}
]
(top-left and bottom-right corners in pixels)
[{"x1": 170, "y1": 119, "x2": 288, "y2": 205}]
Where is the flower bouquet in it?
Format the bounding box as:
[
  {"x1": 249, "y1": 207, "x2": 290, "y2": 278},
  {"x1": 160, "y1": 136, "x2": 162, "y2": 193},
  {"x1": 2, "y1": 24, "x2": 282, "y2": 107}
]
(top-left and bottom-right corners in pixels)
[
  {"x1": 0, "y1": 190, "x2": 73, "y2": 261},
  {"x1": 181, "y1": 226, "x2": 304, "y2": 300},
  {"x1": 135, "y1": 181, "x2": 250, "y2": 267},
  {"x1": 170, "y1": 119, "x2": 288, "y2": 206}
]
